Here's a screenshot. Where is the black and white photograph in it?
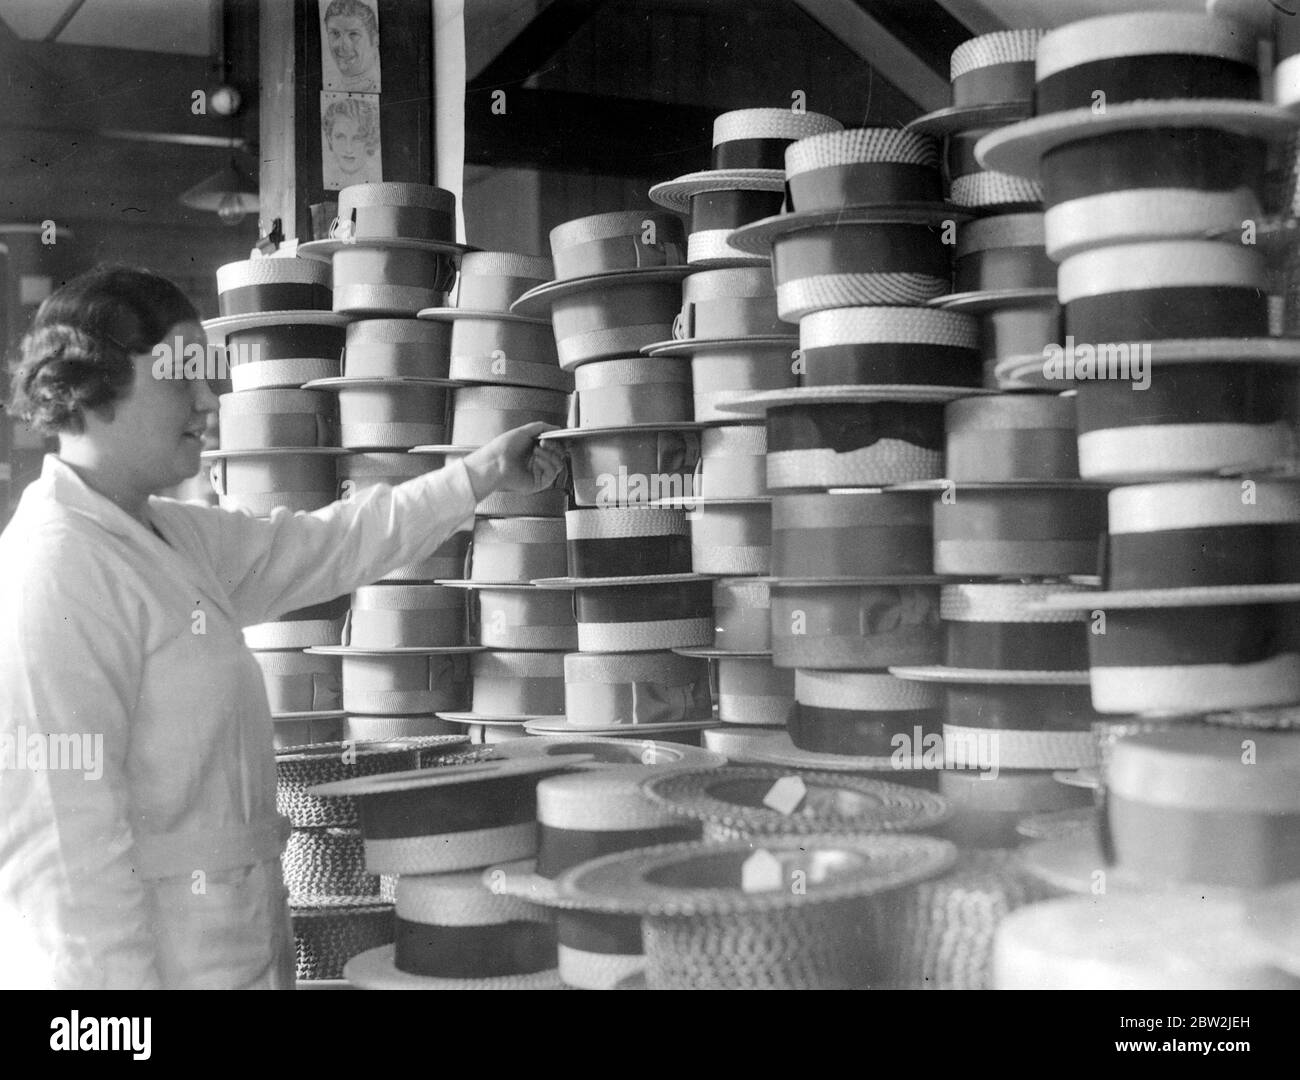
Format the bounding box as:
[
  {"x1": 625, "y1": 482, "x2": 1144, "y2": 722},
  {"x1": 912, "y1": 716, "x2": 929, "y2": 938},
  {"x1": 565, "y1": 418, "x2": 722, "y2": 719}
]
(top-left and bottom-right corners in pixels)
[{"x1": 0, "y1": 0, "x2": 1295, "y2": 1045}]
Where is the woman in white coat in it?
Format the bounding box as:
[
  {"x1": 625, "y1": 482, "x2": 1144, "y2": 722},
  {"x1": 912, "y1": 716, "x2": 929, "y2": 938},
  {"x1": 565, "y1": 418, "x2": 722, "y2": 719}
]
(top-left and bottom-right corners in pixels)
[{"x1": 0, "y1": 266, "x2": 564, "y2": 989}]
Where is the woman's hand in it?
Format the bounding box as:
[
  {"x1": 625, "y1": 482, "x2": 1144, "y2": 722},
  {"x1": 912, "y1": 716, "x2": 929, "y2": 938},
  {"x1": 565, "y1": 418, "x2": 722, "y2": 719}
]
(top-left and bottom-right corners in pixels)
[{"x1": 462, "y1": 422, "x2": 566, "y2": 499}]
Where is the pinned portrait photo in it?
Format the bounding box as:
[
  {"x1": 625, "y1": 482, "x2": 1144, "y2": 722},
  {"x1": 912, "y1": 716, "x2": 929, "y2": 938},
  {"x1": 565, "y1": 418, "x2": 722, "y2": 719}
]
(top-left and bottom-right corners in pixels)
[
  {"x1": 320, "y1": 0, "x2": 381, "y2": 93},
  {"x1": 321, "y1": 92, "x2": 382, "y2": 190}
]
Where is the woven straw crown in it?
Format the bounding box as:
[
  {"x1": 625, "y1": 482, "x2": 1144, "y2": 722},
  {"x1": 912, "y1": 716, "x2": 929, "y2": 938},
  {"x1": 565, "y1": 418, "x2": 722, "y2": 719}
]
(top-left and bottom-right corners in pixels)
[
  {"x1": 458, "y1": 251, "x2": 554, "y2": 280},
  {"x1": 949, "y1": 29, "x2": 1043, "y2": 80},
  {"x1": 217, "y1": 256, "x2": 330, "y2": 291},
  {"x1": 346, "y1": 318, "x2": 448, "y2": 345},
  {"x1": 539, "y1": 766, "x2": 682, "y2": 830},
  {"x1": 795, "y1": 669, "x2": 940, "y2": 710},
  {"x1": 338, "y1": 182, "x2": 456, "y2": 212},
  {"x1": 565, "y1": 506, "x2": 688, "y2": 540},
  {"x1": 785, "y1": 127, "x2": 939, "y2": 174},
  {"x1": 800, "y1": 306, "x2": 977, "y2": 349},
  {"x1": 940, "y1": 583, "x2": 1089, "y2": 623},
  {"x1": 712, "y1": 107, "x2": 843, "y2": 145},
  {"x1": 564, "y1": 650, "x2": 701, "y2": 684}
]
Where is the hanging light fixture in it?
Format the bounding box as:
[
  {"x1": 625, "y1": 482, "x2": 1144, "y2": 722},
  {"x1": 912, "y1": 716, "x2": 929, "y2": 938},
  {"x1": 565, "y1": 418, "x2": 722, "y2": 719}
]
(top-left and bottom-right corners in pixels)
[{"x1": 179, "y1": 150, "x2": 260, "y2": 226}]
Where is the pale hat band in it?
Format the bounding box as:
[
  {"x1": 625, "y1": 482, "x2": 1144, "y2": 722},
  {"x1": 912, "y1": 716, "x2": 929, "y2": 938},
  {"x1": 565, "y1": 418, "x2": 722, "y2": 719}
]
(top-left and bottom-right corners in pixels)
[
  {"x1": 950, "y1": 172, "x2": 1042, "y2": 210},
  {"x1": 950, "y1": 29, "x2": 1043, "y2": 79},
  {"x1": 365, "y1": 823, "x2": 538, "y2": 876},
  {"x1": 550, "y1": 209, "x2": 682, "y2": 249},
  {"x1": 397, "y1": 871, "x2": 545, "y2": 925},
  {"x1": 219, "y1": 388, "x2": 330, "y2": 415},
  {"x1": 458, "y1": 251, "x2": 553, "y2": 279},
  {"x1": 473, "y1": 651, "x2": 566, "y2": 678},
  {"x1": 1044, "y1": 189, "x2": 1261, "y2": 262},
  {"x1": 1078, "y1": 423, "x2": 1297, "y2": 483},
  {"x1": 800, "y1": 305, "x2": 977, "y2": 349},
  {"x1": 956, "y1": 212, "x2": 1045, "y2": 254},
  {"x1": 343, "y1": 689, "x2": 466, "y2": 716},
  {"x1": 253, "y1": 650, "x2": 337, "y2": 676},
  {"x1": 1108, "y1": 478, "x2": 1300, "y2": 533},
  {"x1": 339, "y1": 182, "x2": 456, "y2": 212},
  {"x1": 1035, "y1": 12, "x2": 1257, "y2": 80},
  {"x1": 713, "y1": 107, "x2": 842, "y2": 145},
  {"x1": 565, "y1": 506, "x2": 687, "y2": 540},
  {"x1": 717, "y1": 691, "x2": 791, "y2": 726},
  {"x1": 334, "y1": 284, "x2": 446, "y2": 316},
  {"x1": 942, "y1": 726, "x2": 1095, "y2": 770},
  {"x1": 946, "y1": 393, "x2": 1073, "y2": 433},
  {"x1": 538, "y1": 768, "x2": 684, "y2": 830},
  {"x1": 682, "y1": 266, "x2": 780, "y2": 304},
  {"x1": 339, "y1": 421, "x2": 446, "y2": 449},
  {"x1": 217, "y1": 256, "x2": 330, "y2": 292},
  {"x1": 1089, "y1": 654, "x2": 1300, "y2": 716},
  {"x1": 1275, "y1": 53, "x2": 1300, "y2": 110},
  {"x1": 688, "y1": 231, "x2": 767, "y2": 266},
  {"x1": 345, "y1": 715, "x2": 456, "y2": 741},
  {"x1": 576, "y1": 618, "x2": 713, "y2": 652},
  {"x1": 479, "y1": 625, "x2": 578, "y2": 651},
  {"x1": 564, "y1": 649, "x2": 704, "y2": 685},
  {"x1": 455, "y1": 383, "x2": 566, "y2": 410},
  {"x1": 714, "y1": 577, "x2": 770, "y2": 608},
  {"x1": 558, "y1": 946, "x2": 644, "y2": 990},
  {"x1": 352, "y1": 583, "x2": 462, "y2": 611},
  {"x1": 244, "y1": 618, "x2": 342, "y2": 650},
  {"x1": 704, "y1": 424, "x2": 767, "y2": 456},
  {"x1": 785, "y1": 127, "x2": 939, "y2": 174},
  {"x1": 777, "y1": 274, "x2": 950, "y2": 322},
  {"x1": 940, "y1": 584, "x2": 1090, "y2": 623},
  {"x1": 692, "y1": 543, "x2": 770, "y2": 576},
  {"x1": 557, "y1": 323, "x2": 679, "y2": 372},
  {"x1": 447, "y1": 355, "x2": 572, "y2": 393},
  {"x1": 767, "y1": 445, "x2": 944, "y2": 489},
  {"x1": 573, "y1": 354, "x2": 689, "y2": 391},
  {"x1": 794, "y1": 669, "x2": 939, "y2": 710},
  {"x1": 771, "y1": 491, "x2": 929, "y2": 529},
  {"x1": 346, "y1": 318, "x2": 449, "y2": 346},
  {"x1": 231, "y1": 357, "x2": 338, "y2": 392},
  {"x1": 1108, "y1": 729, "x2": 1300, "y2": 810},
  {"x1": 1057, "y1": 241, "x2": 1265, "y2": 303},
  {"x1": 473, "y1": 516, "x2": 566, "y2": 544}
]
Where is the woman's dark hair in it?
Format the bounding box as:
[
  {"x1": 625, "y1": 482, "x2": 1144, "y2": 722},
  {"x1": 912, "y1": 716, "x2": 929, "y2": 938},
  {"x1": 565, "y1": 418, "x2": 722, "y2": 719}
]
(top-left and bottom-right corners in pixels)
[{"x1": 7, "y1": 265, "x2": 199, "y2": 435}]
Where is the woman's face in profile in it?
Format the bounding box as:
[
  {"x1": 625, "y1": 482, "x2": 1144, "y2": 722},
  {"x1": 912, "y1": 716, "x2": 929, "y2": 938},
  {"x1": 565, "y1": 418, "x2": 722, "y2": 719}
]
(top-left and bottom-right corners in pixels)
[
  {"x1": 88, "y1": 320, "x2": 217, "y2": 492},
  {"x1": 328, "y1": 116, "x2": 369, "y2": 174}
]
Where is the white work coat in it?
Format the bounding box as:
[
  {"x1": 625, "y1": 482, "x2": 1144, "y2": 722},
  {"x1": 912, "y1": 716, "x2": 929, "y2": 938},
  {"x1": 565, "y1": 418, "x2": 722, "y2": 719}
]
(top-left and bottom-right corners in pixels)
[{"x1": 0, "y1": 454, "x2": 476, "y2": 989}]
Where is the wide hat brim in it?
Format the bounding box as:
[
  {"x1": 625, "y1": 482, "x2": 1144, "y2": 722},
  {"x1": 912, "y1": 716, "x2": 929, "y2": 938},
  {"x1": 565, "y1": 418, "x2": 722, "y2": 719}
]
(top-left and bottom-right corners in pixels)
[
  {"x1": 1052, "y1": 767, "x2": 1100, "y2": 791},
  {"x1": 305, "y1": 645, "x2": 485, "y2": 656},
  {"x1": 906, "y1": 100, "x2": 1034, "y2": 136},
  {"x1": 886, "y1": 479, "x2": 1106, "y2": 492},
  {"x1": 648, "y1": 169, "x2": 785, "y2": 212},
  {"x1": 729, "y1": 203, "x2": 967, "y2": 256},
  {"x1": 536, "y1": 421, "x2": 713, "y2": 441},
  {"x1": 435, "y1": 712, "x2": 559, "y2": 725},
  {"x1": 511, "y1": 266, "x2": 693, "y2": 317},
  {"x1": 342, "y1": 944, "x2": 564, "y2": 990},
  {"x1": 272, "y1": 710, "x2": 349, "y2": 722},
  {"x1": 297, "y1": 237, "x2": 473, "y2": 259},
  {"x1": 718, "y1": 384, "x2": 994, "y2": 414},
  {"x1": 641, "y1": 765, "x2": 952, "y2": 835},
  {"x1": 417, "y1": 306, "x2": 548, "y2": 325},
  {"x1": 523, "y1": 718, "x2": 718, "y2": 737},
  {"x1": 1035, "y1": 583, "x2": 1300, "y2": 610},
  {"x1": 478, "y1": 735, "x2": 727, "y2": 768},
  {"x1": 1019, "y1": 834, "x2": 1249, "y2": 900},
  {"x1": 673, "y1": 647, "x2": 771, "y2": 659},
  {"x1": 930, "y1": 287, "x2": 1058, "y2": 314},
  {"x1": 642, "y1": 335, "x2": 798, "y2": 357},
  {"x1": 201, "y1": 446, "x2": 349, "y2": 460},
  {"x1": 712, "y1": 729, "x2": 936, "y2": 773},
  {"x1": 977, "y1": 100, "x2": 1300, "y2": 180},
  {"x1": 307, "y1": 752, "x2": 592, "y2": 798},
  {"x1": 888, "y1": 664, "x2": 1092, "y2": 685},
  {"x1": 555, "y1": 833, "x2": 958, "y2": 917},
  {"x1": 202, "y1": 310, "x2": 348, "y2": 340},
  {"x1": 302, "y1": 376, "x2": 461, "y2": 389},
  {"x1": 531, "y1": 573, "x2": 714, "y2": 589}
]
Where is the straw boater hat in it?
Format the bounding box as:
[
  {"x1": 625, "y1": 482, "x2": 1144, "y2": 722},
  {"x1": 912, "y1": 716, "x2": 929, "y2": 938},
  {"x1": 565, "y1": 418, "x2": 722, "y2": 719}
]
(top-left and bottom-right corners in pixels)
[
  {"x1": 308, "y1": 754, "x2": 592, "y2": 876},
  {"x1": 306, "y1": 647, "x2": 476, "y2": 717},
  {"x1": 205, "y1": 256, "x2": 346, "y2": 390},
  {"x1": 471, "y1": 733, "x2": 725, "y2": 768},
  {"x1": 438, "y1": 515, "x2": 568, "y2": 585},
  {"x1": 282, "y1": 826, "x2": 394, "y2": 905},
  {"x1": 525, "y1": 650, "x2": 714, "y2": 737},
  {"x1": 641, "y1": 764, "x2": 950, "y2": 842},
  {"x1": 670, "y1": 651, "x2": 793, "y2": 726},
  {"x1": 939, "y1": 768, "x2": 1090, "y2": 849},
  {"x1": 709, "y1": 576, "x2": 772, "y2": 655},
  {"x1": 938, "y1": 213, "x2": 1055, "y2": 313},
  {"x1": 343, "y1": 871, "x2": 564, "y2": 989},
  {"x1": 941, "y1": 127, "x2": 1042, "y2": 213},
  {"x1": 243, "y1": 596, "x2": 350, "y2": 651},
  {"x1": 976, "y1": 12, "x2": 1298, "y2": 181},
  {"x1": 485, "y1": 767, "x2": 702, "y2": 989},
  {"x1": 252, "y1": 648, "x2": 340, "y2": 715},
  {"x1": 291, "y1": 898, "x2": 394, "y2": 984},
  {"x1": 299, "y1": 183, "x2": 469, "y2": 316},
  {"x1": 649, "y1": 107, "x2": 842, "y2": 265},
  {"x1": 532, "y1": 506, "x2": 707, "y2": 588},
  {"x1": 418, "y1": 250, "x2": 555, "y2": 323},
  {"x1": 511, "y1": 210, "x2": 691, "y2": 369},
  {"x1": 909, "y1": 30, "x2": 1041, "y2": 136},
  {"x1": 884, "y1": 849, "x2": 1053, "y2": 991},
  {"x1": 556, "y1": 834, "x2": 957, "y2": 989},
  {"x1": 728, "y1": 127, "x2": 959, "y2": 268},
  {"x1": 215, "y1": 389, "x2": 336, "y2": 451},
  {"x1": 446, "y1": 582, "x2": 578, "y2": 651},
  {"x1": 435, "y1": 650, "x2": 567, "y2": 727},
  {"x1": 538, "y1": 423, "x2": 703, "y2": 507},
  {"x1": 1022, "y1": 727, "x2": 1300, "y2": 896},
  {"x1": 993, "y1": 893, "x2": 1298, "y2": 990},
  {"x1": 201, "y1": 445, "x2": 347, "y2": 515}
]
